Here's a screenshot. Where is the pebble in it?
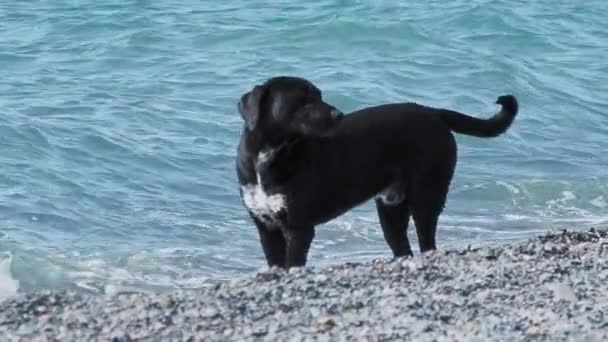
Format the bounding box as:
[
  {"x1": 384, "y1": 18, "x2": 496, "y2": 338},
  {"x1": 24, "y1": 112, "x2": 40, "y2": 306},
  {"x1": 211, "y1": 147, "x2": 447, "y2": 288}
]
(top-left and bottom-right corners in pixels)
[
  {"x1": 314, "y1": 274, "x2": 328, "y2": 283},
  {"x1": 1, "y1": 228, "x2": 607, "y2": 341},
  {"x1": 200, "y1": 307, "x2": 218, "y2": 318},
  {"x1": 550, "y1": 283, "x2": 577, "y2": 302}
]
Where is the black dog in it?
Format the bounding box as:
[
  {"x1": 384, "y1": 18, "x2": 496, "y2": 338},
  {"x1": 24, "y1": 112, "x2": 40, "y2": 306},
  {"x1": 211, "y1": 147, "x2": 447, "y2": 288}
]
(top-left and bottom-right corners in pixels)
[{"x1": 236, "y1": 76, "x2": 518, "y2": 269}]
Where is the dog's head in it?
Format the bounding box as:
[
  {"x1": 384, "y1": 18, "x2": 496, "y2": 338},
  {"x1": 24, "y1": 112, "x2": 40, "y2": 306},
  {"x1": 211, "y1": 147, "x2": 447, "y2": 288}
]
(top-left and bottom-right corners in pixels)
[{"x1": 238, "y1": 76, "x2": 343, "y2": 137}]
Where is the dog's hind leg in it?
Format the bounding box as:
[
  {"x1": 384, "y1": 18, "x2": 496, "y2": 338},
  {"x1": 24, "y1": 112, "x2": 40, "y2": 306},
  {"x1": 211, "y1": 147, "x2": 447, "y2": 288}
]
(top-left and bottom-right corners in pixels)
[
  {"x1": 409, "y1": 169, "x2": 453, "y2": 253},
  {"x1": 254, "y1": 218, "x2": 286, "y2": 268},
  {"x1": 284, "y1": 226, "x2": 315, "y2": 268},
  {"x1": 375, "y1": 196, "x2": 413, "y2": 257}
]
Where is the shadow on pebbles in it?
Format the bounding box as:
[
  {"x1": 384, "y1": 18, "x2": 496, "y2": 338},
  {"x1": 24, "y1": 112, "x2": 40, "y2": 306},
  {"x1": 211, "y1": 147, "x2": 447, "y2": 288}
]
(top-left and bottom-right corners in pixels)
[{"x1": 1, "y1": 228, "x2": 608, "y2": 341}]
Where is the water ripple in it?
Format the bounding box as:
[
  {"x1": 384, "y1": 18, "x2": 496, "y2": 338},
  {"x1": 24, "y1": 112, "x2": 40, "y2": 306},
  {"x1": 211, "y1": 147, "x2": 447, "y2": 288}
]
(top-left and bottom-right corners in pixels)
[{"x1": 1, "y1": 0, "x2": 607, "y2": 294}]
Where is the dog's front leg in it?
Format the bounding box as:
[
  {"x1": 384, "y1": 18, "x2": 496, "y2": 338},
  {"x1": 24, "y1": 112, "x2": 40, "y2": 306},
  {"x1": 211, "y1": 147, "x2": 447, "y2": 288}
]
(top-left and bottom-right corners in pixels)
[
  {"x1": 252, "y1": 217, "x2": 286, "y2": 268},
  {"x1": 283, "y1": 226, "x2": 315, "y2": 269}
]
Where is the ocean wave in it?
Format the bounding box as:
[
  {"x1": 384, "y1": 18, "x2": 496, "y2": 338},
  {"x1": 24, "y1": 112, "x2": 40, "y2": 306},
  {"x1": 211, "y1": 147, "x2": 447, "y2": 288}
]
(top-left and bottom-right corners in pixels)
[
  {"x1": 1, "y1": 0, "x2": 607, "y2": 292},
  {"x1": 0, "y1": 253, "x2": 19, "y2": 302}
]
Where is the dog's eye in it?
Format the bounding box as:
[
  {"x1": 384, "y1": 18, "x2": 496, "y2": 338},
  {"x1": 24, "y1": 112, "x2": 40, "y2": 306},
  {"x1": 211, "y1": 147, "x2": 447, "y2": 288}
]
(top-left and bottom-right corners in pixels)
[
  {"x1": 305, "y1": 85, "x2": 321, "y2": 99},
  {"x1": 306, "y1": 90, "x2": 321, "y2": 101}
]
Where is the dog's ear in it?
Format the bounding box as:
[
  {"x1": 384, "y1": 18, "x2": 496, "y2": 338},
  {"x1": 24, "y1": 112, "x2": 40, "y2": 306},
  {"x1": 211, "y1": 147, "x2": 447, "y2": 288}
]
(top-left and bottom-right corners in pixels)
[{"x1": 238, "y1": 85, "x2": 266, "y2": 131}]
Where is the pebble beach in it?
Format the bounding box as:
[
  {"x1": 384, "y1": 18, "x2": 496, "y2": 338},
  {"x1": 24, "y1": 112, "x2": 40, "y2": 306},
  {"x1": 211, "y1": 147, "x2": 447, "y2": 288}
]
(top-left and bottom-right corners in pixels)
[{"x1": 2, "y1": 228, "x2": 607, "y2": 341}]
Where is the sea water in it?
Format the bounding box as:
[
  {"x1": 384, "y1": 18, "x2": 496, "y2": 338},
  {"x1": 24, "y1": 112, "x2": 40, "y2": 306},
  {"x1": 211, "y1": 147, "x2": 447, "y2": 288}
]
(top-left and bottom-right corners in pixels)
[{"x1": 1, "y1": 0, "x2": 607, "y2": 297}]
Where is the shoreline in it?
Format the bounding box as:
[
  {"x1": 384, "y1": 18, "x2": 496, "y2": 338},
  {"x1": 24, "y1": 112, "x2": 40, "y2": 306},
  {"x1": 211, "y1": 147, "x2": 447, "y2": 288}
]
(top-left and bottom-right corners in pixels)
[{"x1": 1, "y1": 228, "x2": 607, "y2": 341}]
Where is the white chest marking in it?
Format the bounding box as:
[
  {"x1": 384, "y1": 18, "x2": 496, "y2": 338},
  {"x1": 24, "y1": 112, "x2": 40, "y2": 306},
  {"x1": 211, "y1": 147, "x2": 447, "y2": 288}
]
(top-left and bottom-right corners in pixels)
[{"x1": 241, "y1": 150, "x2": 287, "y2": 228}]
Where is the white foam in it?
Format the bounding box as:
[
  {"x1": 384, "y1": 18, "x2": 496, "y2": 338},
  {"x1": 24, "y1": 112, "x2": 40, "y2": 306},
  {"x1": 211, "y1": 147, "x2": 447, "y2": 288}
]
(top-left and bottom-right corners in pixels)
[
  {"x1": 496, "y1": 181, "x2": 520, "y2": 195},
  {"x1": 0, "y1": 253, "x2": 19, "y2": 302},
  {"x1": 590, "y1": 196, "x2": 607, "y2": 208},
  {"x1": 561, "y1": 191, "x2": 576, "y2": 201}
]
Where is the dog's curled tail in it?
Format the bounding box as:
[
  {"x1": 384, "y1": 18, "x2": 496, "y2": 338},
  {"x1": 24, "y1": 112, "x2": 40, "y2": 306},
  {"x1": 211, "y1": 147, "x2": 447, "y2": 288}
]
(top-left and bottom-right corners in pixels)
[{"x1": 439, "y1": 95, "x2": 518, "y2": 138}]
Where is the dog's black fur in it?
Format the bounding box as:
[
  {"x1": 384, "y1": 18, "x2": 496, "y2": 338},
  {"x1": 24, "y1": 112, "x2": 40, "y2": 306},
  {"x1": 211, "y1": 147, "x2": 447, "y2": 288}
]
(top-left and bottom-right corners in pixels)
[{"x1": 236, "y1": 76, "x2": 518, "y2": 269}]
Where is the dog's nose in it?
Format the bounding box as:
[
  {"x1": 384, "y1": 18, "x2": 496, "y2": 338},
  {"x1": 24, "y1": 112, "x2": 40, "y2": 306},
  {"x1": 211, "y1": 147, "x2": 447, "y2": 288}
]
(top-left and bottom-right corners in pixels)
[{"x1": 330, "y1": 109, "x2": 343, "y2": 120}]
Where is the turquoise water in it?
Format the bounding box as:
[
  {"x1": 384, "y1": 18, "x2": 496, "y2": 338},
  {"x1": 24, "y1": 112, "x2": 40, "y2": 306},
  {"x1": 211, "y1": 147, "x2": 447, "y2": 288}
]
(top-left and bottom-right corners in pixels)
[{"x1": 1, "y1": 1, "x2": 607, "y2": 297}]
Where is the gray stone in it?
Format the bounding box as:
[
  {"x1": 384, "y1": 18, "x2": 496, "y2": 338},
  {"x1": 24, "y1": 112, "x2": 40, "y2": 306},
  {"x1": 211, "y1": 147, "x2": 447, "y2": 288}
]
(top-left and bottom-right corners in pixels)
[
  {"x1": 1, "y1": 229, "x2": 607, "y2": 341},
  {"x1": 550, "y1": 283, "x2": 577, "y2": 302}
]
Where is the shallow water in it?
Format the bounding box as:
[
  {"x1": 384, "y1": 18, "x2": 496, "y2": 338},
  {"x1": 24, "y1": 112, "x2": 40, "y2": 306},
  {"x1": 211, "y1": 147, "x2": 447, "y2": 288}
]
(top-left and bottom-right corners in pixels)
[{"x1": 1, "y1": 0, "x2": 607, "y2": 296}]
